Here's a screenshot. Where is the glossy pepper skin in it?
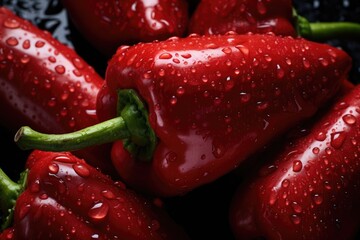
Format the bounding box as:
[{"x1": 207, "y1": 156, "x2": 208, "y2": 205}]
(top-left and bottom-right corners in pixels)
[
  {"x1": 61, "y1": 0, "x2": 189, "y2": 56},
  {"x1": 0, "y1": 150, "x2": 189, "y2": 240},
  {"x1": 188, "y1": 0, "x2": 296, "y2": 37},
  {"x1": 188, "y1": 0, "x2": 360, "y2": 41},
  {"x1": 94, "y1": 33, "x2": 351, "y2": 197},
  {"x1": 229, "y1": 84, "x2": 360, "y2": 240},
  {"x1": 0, "y1": 7, "x2": 113, "y2": 173}
]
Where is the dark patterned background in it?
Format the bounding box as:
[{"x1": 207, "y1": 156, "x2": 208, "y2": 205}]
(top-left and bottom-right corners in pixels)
[{"x1": 0, "y1": 1, "x2": 359, "y2": 239}]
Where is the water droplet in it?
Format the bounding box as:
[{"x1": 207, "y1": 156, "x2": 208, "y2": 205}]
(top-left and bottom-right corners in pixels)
[
  {"x1": 330, "y1": 131, "x2": 346, "y2": 149},
  {"x1": 290, "y1": 214, "x2": 301, "y2": 225},
  {"x1": 35, "y1": 41, "x2": 45, "y2": 48},
  {"x1": 91, "y1": 233, "x2": 100, "y2": 239},
  {"x1": 303, "y1": 58, "x2": 310, "y2": 68},
  {"x1": 222, "y1": 47, "x2": 232, "y2": 54},
  {"x1": 240, "y1": 92, "x2": 251, "y2": 103},
  {"x1": 101, "y1": 190, "x2": 116, "y2": 199},
  {"x1": 22, "y1": 40, "x2": 30, "y2": 49},
  {"x1": 72, "y1": 58, "x2": 84, "y2": 69},
  {"x1": 158, "y1": 69, "x2": 165, "y2": 77},
  {"x1": 315, "y1": 131, "x2": 326, "y2": 141},
  {"x1": 143, "y1": 72, "x2": 152, "y2": 79},
  {"x1": 201, "y1": 75, "x2": 209, "y2": 83},
  {"x1": 176, "y1": 86, "x2": 185, "y2": 95},
  {"x1": 205, "y1": 43, "x2": 218, "y2": 49},
  {"x1": 281, "y1": 179, "x2": 290, "y2": 188},
  {"x1": 4, "y1": 18, "x2": 20, "y2": 28},
  {"x1": 285, "y1": 58, "x2": 292, "y2": 65},
  {"x1": 39, "y1": 193, "x2": 48, "y2": 200},
  {"x1": 264, "y1": 55, "x2": 272, "y2": 62},
  {"x1": 319, "y1": 58, "x2": 329, "y2": 67},
  {"x1": 276, "y1": 64, "x2": 285, "y2": 79},
  {"x1": 48, "y1": 163, "x2": 59, "y2": 174},
  {"x1": 225, "y1": 59, "x2": 232, "y2": 66},
  {"x1": 312, "y1": 147, "x2": 320, "y2": 154},
  {"x1": 291, "y1": 202, "x2": 302, "y2": 213},
  {"x1": 292, "y1": 160, "x2": 302, "y2": 172},
  {"x1": 225, "y1": 76, "x2": 234, "y2": 91},
  {"x1": 269, "y1": 189, "x2": 277, "y2": 205},
  {"x1": 170, "y1": 96, "x2": 177, "y2": 105},
  {"x1": 73, "y1": 164, "x2": 90, "y2": 178},
  {"x1": 53, "y1": 155, "x2": 76, "y2": 163},
  {"x1": 213, "y1": 96, "x2": 222, "y2": 105},
  {"x1": 312, "y1": 193, "x2": 323, "y2": 205},
  {"x1": 20, "y1": 55, "x2": 30, "y2": 64},
  {"x1": 30, "y1": 179, "x2": 40, "y2": 193},
  {"x1": 235, "y1": 45, "x2": 249, "y2": 56},
  {"x1": 159, "y1": 53, "x2": 172, "y2": 59},
  {"x1": 88, "y1": 202, "x2": 109, "y2": 221},
  {"x1": 6, "y1": 37, "x2": 18, "y2": 46},
  {"x1": 181, "y1": 53, "x2": 191, "y2": 59},
  {"x1": 343, "y1": 114, "x2": 356, "y2": 125},
  {"x1": 47, "y1": 98, "x2": 56, "y2": 107},
  {"x1": 324, "y1": 181, "x2": 332, "y2": 190},
  {"x1": 55, "y1": 65, "x2": 66, "y2": 74},
  {"x1": 257, "y1": 101, "x2": 269, "y2": 110}
]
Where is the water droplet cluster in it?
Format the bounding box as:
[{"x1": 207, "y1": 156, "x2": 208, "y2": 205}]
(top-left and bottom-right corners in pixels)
[
  {"x1": 0, "y1": 8, "x2": 102, "y2": 133},
  {"x1": 16, "y1": 152, "x2": 168, "y2": 239},
  {"x1": 105, "y1": 32, "x2": 350, "y2": 190}
]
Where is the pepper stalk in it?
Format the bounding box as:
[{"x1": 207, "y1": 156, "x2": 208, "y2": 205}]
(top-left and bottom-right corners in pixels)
[
  {"x1": 15, "y1": 89, "x2": 157, "y2": 162},
  {"x1": 293, "y1": 8, "x2": 360, "y2": 41},
  {"x1": 0, "y1": 169, "x2": 28, "y2": 231}
]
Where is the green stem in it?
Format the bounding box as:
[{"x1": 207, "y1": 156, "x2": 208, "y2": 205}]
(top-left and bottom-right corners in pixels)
[
  {"x1": 293, "y1": 8, "x2": 360, "y2": 41},
  {"x1": 0, "y1": 169, "x2": 28, "y2": 231},
  {"x1": 15, "y1": 116, "x2": 130, "y2": 152},
  {"x1": 14, "y1": 89, "x2": 157, "y2": 162},
  {"x1": 307, "y1": 22, "x2": 360, "y2": 41}
]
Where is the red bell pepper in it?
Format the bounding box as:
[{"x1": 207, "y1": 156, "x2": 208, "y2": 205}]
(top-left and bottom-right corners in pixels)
[
  {"x1": 0, "y1": 150, "x2": 189, "y2": 240},
  {"x1": 229, "y1": 83, "x2": 360, "y2": 240},
  {"x1": 0, "y1": 7, "x2": 114, "y2": 174},
  {"x1": 60, "y1": 0, "x2": 189, "y2": 56},
  {"x1": 189, "y1": 0, "x2": 360, "y2": 41},
  {"x1": 15, "y1": 33, "x2": 352, "y2": 197}
]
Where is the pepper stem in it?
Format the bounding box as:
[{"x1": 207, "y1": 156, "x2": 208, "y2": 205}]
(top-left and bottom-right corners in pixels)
[
  {"x1": 293, "y1": 8, "x2": 360, "y2": 41},
  {"x1": 0, "y1": 169, "x2": 28, "y2": 231},
  {"x1": 15, "y1": 117, "x2": 130, "y2": 152},
  {"x1": 15, "y1": 89, "x2": 157, "y2": 162}
]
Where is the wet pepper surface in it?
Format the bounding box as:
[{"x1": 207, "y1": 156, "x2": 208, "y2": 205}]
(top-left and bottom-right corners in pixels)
[{"x1": 0, "y1": 0, "x2": 360, "y2": 239}]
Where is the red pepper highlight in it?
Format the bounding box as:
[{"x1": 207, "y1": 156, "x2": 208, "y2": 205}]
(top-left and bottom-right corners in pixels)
[
  {"x1": 15, "y1": 33, "x2": 352, "y2": 197},
  {"x1": 229, "y1": 84, "x2": 360, "y2": 240},
  {"x1": 61, "y1": 0, "x2": 189, "y2": 56},
  {"x1": 0, "y1": 150, "x2": 190, "y2": 240},
  {"x1": 0, "y1": 7, "x2": 113, "y2": 174}
]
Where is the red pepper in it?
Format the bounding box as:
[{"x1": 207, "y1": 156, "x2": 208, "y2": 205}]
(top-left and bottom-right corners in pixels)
[
  {"x1": 189, "y1": 0, "x2": 296, "y2": 37},
  {"x1": 60, "y1": 0, "x2": 189, "y2": 56},
  {"x1": 15, "y1": 33, "x2": 352, "y2": 197},
  {"x1": 189, "y1": 0, "x2": 360, "y2": 41},
  {"x1": 0, "y1": 7, "x2": 114, "y2": 174},
  {"x1": 229, "y1": 84, "x2": 360, "y2": 240},
  {"x1": 0, "y1": 150, "x2": 190, "y2": 240}
]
